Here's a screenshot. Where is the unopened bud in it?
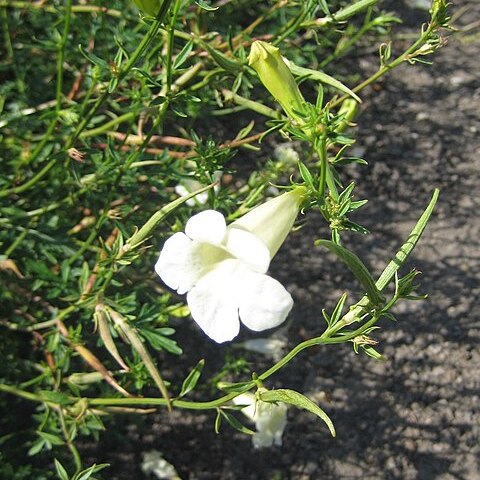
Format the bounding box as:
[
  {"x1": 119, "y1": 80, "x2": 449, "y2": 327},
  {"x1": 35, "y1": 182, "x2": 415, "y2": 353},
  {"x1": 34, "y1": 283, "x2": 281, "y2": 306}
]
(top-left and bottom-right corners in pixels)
[{"x1": 248, "y1": 41, "x2": 307, "y2": 122}]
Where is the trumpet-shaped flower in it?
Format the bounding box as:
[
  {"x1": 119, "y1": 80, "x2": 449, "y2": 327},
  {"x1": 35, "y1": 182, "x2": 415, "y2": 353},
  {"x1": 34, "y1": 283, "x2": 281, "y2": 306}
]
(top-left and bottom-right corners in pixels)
[
  {"x1": 233, "y1": 392, "x2": 288, "y2": 448},
  {"x1": 155, "y1": 187, "x2": 306, "y2": 343}
]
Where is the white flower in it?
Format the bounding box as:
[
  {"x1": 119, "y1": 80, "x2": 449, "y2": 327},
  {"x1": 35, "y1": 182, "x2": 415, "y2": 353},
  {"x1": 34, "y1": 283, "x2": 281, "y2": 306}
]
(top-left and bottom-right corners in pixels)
[
  {"x1": 141, "y1": 450, "x2": 180, "y2": 480},
  {"x1": 233, "y1": 392, "x2": 288, "y2": 448},
  {"x1": 174, "y1": 172, "x2": 222, "y2": 206},
  {"x1": 155, "y1": 187, "x2": 306, "y2": 343}
]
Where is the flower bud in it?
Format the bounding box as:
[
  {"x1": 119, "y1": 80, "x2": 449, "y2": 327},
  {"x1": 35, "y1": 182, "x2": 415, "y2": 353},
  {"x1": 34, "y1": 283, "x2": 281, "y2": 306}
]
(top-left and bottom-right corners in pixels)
[
  {"x1": 133, "y1": 0, "x2": 162, "y2": 16},
  {"x1": 248, "y1": 41, "x2": 307, "y2": 122}
]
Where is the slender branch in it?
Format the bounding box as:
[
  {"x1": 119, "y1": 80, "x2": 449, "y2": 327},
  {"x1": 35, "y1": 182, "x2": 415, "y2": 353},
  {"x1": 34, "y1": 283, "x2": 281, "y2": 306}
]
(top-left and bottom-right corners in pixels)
[{"x1": 0, "y1": 1, "x2": 122, "y2": 17}]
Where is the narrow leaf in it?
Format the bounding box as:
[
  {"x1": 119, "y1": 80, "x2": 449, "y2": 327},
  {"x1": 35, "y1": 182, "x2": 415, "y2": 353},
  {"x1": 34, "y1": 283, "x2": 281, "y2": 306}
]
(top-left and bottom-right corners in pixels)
[
  {"x1": 75, "y1": 463, "x2": 110, "y2": 480},
  {"x1": 173, "y1": 40, "x2": 194, "y2": 70},
  {"x1": 260, "y1": 389, "x2": 335, "y2": 437},
  {"x1": 287, "y1": 62, "x2": 361, "y2": 102},
  {"x1": 376, "y1": 189, "x2": 439, "y2": 291},
  {"x1": 195, "y1": 0, "x2": 219, "y2": 11},
  {"x1": 332, "y1": 0, "x2": 378, "y2": 22},
  {"x1": 54, "y1": 459, "x2": 69, "y2": 480},
  {"x1": 331, "y1": 292, "x2": 348, "y2": 325},
  {"x1": 179, "y1": 359, "x2": 205, "y2": 397},
  {"x1": 38, "y1": 431, "x2": 64, "y2": 446},
  {"x1": 219, "y1": 410, "x2": 255, "y2": 435},
  {"x1": 340, "y1": 189, "x2": 439, "y2": 324},
  {"x1": 316, "y1": 239, "x2": 384, "y2": 305}
]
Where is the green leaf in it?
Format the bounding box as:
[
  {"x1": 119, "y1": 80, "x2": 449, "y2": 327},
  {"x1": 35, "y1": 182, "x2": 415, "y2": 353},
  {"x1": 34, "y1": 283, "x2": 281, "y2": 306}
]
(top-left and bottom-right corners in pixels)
[
  {"x1": 140, "y1": 328, "x2": 183, "y2": 355},
  {"x1": 235, "y1": 120, "x2": 255, "y2": 140},
  {"x1": 28, "y1": 439, "x2": 46, "y2": 456},
  {"x1": 317, "y1": 0, "x2": 330, "y2": 15},
  {"x1": 132, "y1": 68, "x2": 162, "y2": 87},
  {"x1": 197, "y1": 39, "x2": 243, "y2": 73},
  {"x1": 179, "y1": 359, "x2": 205, "y2": 397},
  {"x1": 149, "y1": 96, "x2": 167, "y2": 107},
  {"x1": 216, "y1": 381, "x2": 253, "y2": 393},
  {"x1": 298, "y1": 161, "x2": 315, "y2": 188},
  {"x1": 55, "y1": 459, "x2": 70, "y2": 480},
  {"x1": 219, "y1": 409, "x2": 255, "y2": 435},
  {"x1": 260, "y1": 389, "x2": 335, "y2": 437},
  {"x1": 362, "y1": 345, "x2": 386, "y2": 361},
  {"x1": 376, "y1": 189, "x2": 439, "y2": 291},
  {"x1": 39, "y1": 390, "x2": 71, "y2": 406},
  {"x1": 37, "y1": 431, "x2": 65, "y2": 446},
  {"x1": 331, "y1": 293, "x2": 348, "y2": 325},
  {"x1": 332, "y1": 0, "x2": 378, "y2": 22},
  {"x1": 341, "y1": 189, "x2": 439, "y2": 322},
  {"x1": 287, "y1": 62, "x2": 361, "y2": 102},
  {"x1": 74, "y1": 463, "x2": 110, "y2": 480},
  {"x1": 78, "y1": 45, "x2": 109, "y2": 70},
  {"x1": 315, "y1": 240, "x2": 384, "y2": 306},
  {"x1": 195, "y1": 0, "x2": 219, "y2": 11},
  {"x1": 173, "y1": 40, "x2": 194, "y2": 70}
]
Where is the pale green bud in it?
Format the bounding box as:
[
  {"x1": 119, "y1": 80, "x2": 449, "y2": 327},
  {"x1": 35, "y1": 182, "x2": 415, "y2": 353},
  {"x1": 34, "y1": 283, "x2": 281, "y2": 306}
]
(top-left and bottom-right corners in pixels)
[{"x1": 248, "y1": 41, "x2": 307, "y2": 122}]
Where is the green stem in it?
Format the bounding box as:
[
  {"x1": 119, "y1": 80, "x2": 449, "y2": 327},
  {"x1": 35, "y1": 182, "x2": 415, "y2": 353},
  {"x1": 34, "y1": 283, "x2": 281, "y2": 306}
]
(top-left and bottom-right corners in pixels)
[
  {"x1": 1, "y1": 6, "x2": 14, "y2": 62},
  {"x1": 58, "y1": 408, "x2": 82, "y2": 473},
  {"x1": 56, "y1": 0, "x2": 72, "y2": 115},
  {"x1": 79, "y1": 111, "x2": 137, "y2": 139},
  {"x1": 330, "y1": 20, "x2": 438, "y2": 109},
  {"x1": 165, "y1": 0, "x2": 183, "y2": 92},
  {"x1": 222, "y1": 89, "x2": 282, "y2": 119},
  {"x1": 315, "y1": 134, "x2": 338, "y2": 200},
  {"x1": 125, "y1": 183, "x2": 215, "y2": 251},
  {"x1": 5, "y1": 228, "x2": 28, "y2": 257},
  {"x1": 0, "y1": 1, "x2": 122, "y2": 17}
]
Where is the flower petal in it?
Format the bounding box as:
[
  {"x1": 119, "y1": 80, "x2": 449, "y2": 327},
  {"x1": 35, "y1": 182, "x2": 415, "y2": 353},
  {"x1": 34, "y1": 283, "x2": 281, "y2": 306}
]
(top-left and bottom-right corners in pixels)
[
  {"x1": 238, "y1": 272, "x2": 293, "y2": 332},
  {"x1": 186, "y1": 259, "x2": 242, "y2": 343},
  {"x1": 225, "y1": 227, "x2": 270, "y2": 273},
  {"x1": 232, "y1": 392, "x2": 256, "y2": 421},
  {"x1": 155, "y1": 233, "x2": 198, "y2": 294},
  {"x1": 185, "y1": 210, "x2": 226, "y2": 245},
  {"x1": 155, "y1": 233, "x2": 226, "y2": 295}
]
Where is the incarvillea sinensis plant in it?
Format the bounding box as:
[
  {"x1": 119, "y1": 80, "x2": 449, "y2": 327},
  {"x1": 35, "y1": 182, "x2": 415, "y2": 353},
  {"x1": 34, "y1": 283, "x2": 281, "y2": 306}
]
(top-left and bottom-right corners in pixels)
[{"x1": 0, "y1": 0, "x2": 450, "y2": 475}]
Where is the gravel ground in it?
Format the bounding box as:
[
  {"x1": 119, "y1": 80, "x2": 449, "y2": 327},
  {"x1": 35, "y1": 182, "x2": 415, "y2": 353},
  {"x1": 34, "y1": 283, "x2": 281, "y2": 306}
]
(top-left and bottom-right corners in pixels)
[{"x1": 88, "y1": 2, "x2": 480, "y2": 479}]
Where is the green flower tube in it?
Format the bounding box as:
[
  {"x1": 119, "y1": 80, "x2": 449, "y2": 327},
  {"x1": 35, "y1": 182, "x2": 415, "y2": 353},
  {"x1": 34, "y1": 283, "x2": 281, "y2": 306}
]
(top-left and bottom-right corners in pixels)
[{"x1": 248, "y1": 41, "x2": 307, "y2": 122}]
